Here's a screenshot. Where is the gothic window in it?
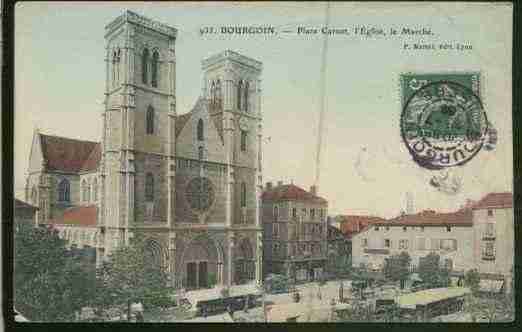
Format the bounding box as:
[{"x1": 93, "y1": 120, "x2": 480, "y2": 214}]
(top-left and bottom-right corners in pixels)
[
  {"x1": 115, "y1": 48, "x2": 121, "y2": 84},
  {"x1": 215, "y1": 79, "x2": 222, "y2": 107},
  {"x1": 145, "y1": 173, "x2": 154, "y2": 202},
  {"x1": 82, "y1": 179, "x2": 90, "y2": 202},
  {"x1": 111, "y1": 50, "x2": 117, "y2": 87},
  {"x1": 146, "y1": 106, "x2": 155, "y2": 134},
  {"x1": 142, "y1": 48, "x2": 149, "y2": 84},
  {"x1": 273, "y1": 205, "x2": 279, "y2": 221},
  {"x1": 210, "y1": 81, "x2": 216, "y2": 104},
  {"x1": 197, "y1": 119, "x2": 204, "y2": 141},
  {"x1": 241, "y1": 182, "x2": 247, "y2": 207},
  {"x1": 58, "y1": 179, "x2": 70, "y2": 202},
  {"x1": 240, "y1": 130, "x2": 247, "y2": 151},
  {"x1": 31, "y1": 186, "x2": 38, "y2": 205},
  {"x1": 92, "y1": 178, "x2": 98, "y2": 201},
  {"x1": 237, "y1": 80, "x2": 243, "y2": 110},
  {"x1": 151, "y1": 50, "x2": 159, "y2": 88},
  {"x1": 243, "y1": 81, "x2": 249, "y2": 112},
  {"x1": 198, "y1": 146, "x2": 204, "y2": 160}
]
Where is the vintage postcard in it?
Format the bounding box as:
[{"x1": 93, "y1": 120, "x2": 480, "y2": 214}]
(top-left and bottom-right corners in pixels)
[{"x1": 10, "y1": 1, "x2": 514, "y2": 323}]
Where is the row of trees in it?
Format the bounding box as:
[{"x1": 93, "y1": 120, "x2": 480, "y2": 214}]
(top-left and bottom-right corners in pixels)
[{"x1": 14, "y1": 223, "x2": 172, "y2": 322}]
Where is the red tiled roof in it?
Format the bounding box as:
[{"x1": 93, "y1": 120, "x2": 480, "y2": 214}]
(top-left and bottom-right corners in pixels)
[
  {"x1": 40, "y1": 134, "x2": 100, "y2": 172},
  {"x1": 261, "y1": 184, "x2": 327, "y2": 203},
  {"x1": 340, "y1": 215, "x2": 385, "y2": 236},
  {"x1": 472, "y1": 192, "x2": 513, "y2": 210},
  {"x1": 47, "y1": 205, "x2": 97, "y2": 227},
  {"x1": 379, "y1": 209, "x2": 473, "y2": 227}
]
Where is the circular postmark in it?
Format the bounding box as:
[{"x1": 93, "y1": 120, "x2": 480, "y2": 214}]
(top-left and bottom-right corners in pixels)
[{"x1": 401, "y1": 81, "x2": 488, "y2": 170}]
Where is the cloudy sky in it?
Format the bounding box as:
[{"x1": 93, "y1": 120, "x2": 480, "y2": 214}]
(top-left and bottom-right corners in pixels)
[{"x1": 14, "y1": 2, "x2": 513, "y2": 217}]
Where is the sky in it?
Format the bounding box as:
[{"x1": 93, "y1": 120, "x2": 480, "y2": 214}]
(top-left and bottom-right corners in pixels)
[{"x1": 14, "y1": 2, "x2": 513, "y2": 217}]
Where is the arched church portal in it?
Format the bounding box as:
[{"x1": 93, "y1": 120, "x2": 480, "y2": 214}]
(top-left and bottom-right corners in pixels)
[
  {"x1": 181, "y1": 235, "x2": 223, "y2": 290},
  {"x1": 234, "y1": 238, "x2": 255, "y2": 285}
]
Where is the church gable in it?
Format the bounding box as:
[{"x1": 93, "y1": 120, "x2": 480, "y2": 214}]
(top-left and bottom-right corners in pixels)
[{"x1": 176, "y1": 98, "x2": 226, "y2": 163}]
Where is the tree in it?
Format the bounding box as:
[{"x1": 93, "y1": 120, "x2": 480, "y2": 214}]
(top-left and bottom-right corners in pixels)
[
  {"x1": 14, "y1": 223, "x2": 95, "y2": 321},
  {"x1": 96, "y1": 234, "x2": 172, "y2": 320},
  {"x1": 418, "y1": 252, "x2": 450, "y2": 289},
  {"x1": 384, "y1": 252, "x2": 411, "y2": 289},
  {"x1": 464, "y1": 269, "x2": 480, "y2": 293}
]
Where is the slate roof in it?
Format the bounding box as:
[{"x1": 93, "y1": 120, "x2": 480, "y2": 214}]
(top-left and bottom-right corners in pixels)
[
  {"x1": 261, "y1": 184, "x2": 327, "y2": 204},
  {"x1": 40, "y1": 134, "x2": 100, "y2": 172},
  {"x1": 47, "y1": 205, "x2": 97, "y2": 227},
  {"x1": 472, "y1": 192, "x2": 513, "y2": 210}
]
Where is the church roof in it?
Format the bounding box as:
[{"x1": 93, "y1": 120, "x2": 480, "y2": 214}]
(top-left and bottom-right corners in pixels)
[
  {"x1": 175, "y1": 98, "x2": 225, "y2": 144},
  {"x1": 40, "y1": 134, "x2": 100, "y2": 173},
  {"x1": 261, "y1": 184, "x2": 327, "y2": 204},
  {"x1": 15, "y1": 199, "x2": 38, "y2": 210},
  {"x1": 47, "y1": 205, "x2": 97, "y2": 227}
]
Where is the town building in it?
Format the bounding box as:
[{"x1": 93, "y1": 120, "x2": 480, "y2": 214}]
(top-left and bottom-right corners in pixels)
[
  {"x1": 261, "y1": 182, "x2": 328, "y2": 282},
  {"x1": 351, "y1": 192, "x2": 514, "y2": 293},
  {"x1": 22, "y1": 10, "x2": 264, "y2": 290},
  {"x1": 351, "y1": 209, "x2": 474, "y2": 273},
  {"x1": 471, "y1": 192, "x2": 514, "y2": 293}
]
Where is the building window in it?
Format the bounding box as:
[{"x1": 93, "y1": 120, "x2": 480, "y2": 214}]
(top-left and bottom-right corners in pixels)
[
  {"x1": 198, "y1": 146, "x2": 204, "y2": 160},
  {"x1": 385, "y1": 226, "x2": 390, "y2": 231},
  {"x1": 446, "y1": 226, "x2": 452, "y2": 232},
  {"x1": 420, "y1": 226, "x2": 425, "y2": 232},
  {"x1": 384, "y1": 239, "x2": 391, "y2": 248},
  {"x1": 273, "y1": 205, "x2": 279, "y2": 221},
  {"x1": 82, "y1": 179, "x2": 90, "y2": 202},
  {"x1": 399, "y1": 239, "x2": 409, "y2": 249},
  {"x1": 142, "y1": 48, "x2": 149, "y2": 84},
  {"x1": 362, "y1": 238, "x2": 368, "y2": 247},
  {"x1": 241, "y1": 182, "x2": 247, "y2": 208},
  {"x1": 151, "y1": 50, "x2": 159, "y2": 88},
  {"x1": 292, "y1": 208, "x2": 297, "y2": 218},
  {"x1": 403, "y1": 226, "x2": 407, "y2": 232},
  {"x1": 31, "y1": 186, "x2": 38, "y2": 205},
  {"x1": 237, "y1": 80, "x2": 243, "y2": 110},
  {"x1": 146, "y1": 106, "x2": 155, "y2": 135},
  {"x1": 58, "y1": 179, "x2": 70, "y2": 202},
  {"x1": 310, "y1": 208, "x2": 315, "y2": 219},
  {"x1": 302, "y1": 208, "x2": 307, "y2": 216},
  {"x1": 273, "y1": 223, "x2": 279, "y2": 239},
  {"x1": 92, "y1": 178, "x2": 98, "y2": 201},
  {"x1": 374, "y1": 226, "x2": 380, "y2": 231},
  {"x1": 243, "y1": 81, "x2": 249, "y2": 112},
  {"x1": 273, "y1": 242, "x2": 280, "y2": 256},
  {"x1": 240, "y1": 130, "x2": 247, "y2": 151},
  {"x1": 145, "y1": 173, "x2": 154, "y2": 202},
  {"x1": 487, "y1": 209, "x2": 493, "y2": 217},
  {"x1": 441, "y1": 239, "x2": 457, "y2": 251},
  {"x1": 197, "y1": 119, "x2": 204, "y2": 141},
  {"x1": 482, "y1": 241, "x2": 495, "y2": 260}
]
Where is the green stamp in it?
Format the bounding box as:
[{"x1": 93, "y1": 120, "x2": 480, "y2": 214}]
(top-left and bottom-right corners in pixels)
[{"x1": 400, "y1": 73, "x2": 488, "y2": 170}]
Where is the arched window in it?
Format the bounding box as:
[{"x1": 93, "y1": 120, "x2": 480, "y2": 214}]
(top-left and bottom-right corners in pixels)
[
  {"x1": 31, "y1": 186, "x2": 38, "y2": 205},
  {"x1": 145, "y1": 173, "x2": 154, "y2": 202},
  {"x1": 82, "y1": 179, "x2": 90, "y2": 202},
  {"x1": 92, "y1": 178, "x2": 98, "y2": 201},
  {"x1": 111, "y1": 50, "x2": 117, "y2": 87},
  {"x1": 116, "y1": 48, "x2": 121, "y2": 83},
  {"x1": 197, "y1": 119, "x2": 204, "y2": 141},
  {"x1": 146, "y1": 106, "x2": 155, "y2": 135},
  {"x1": 58, "y1": 179, "x2": 70, "y2": 202},
  {"x1": 237, "y1": 80, "x2": 243, "y2": 110},
  {"x1": 215, "y1": 79, "x2": 222, "y2": 109},
  {"x1": 240, "y1": 130, "x2": 248, "y2": 151},
  {"x1": 210, "y1": 81, "x2": 216, "y2": 104},
  {"x1": 198, "y1": 146, "x2": 204, "y2": 160},
  {"x1": 151, "y1": 50, "x2": 159, "y2": 88},
  {"x1": 142, "y1": 48, "x2": 149, "y2": 84},
  {"x1": 243, "y1": 81, "x2": 249, "y2": 112},
  {"x1": 241, "y1": 182, "x2": 247, "y2": 207}
]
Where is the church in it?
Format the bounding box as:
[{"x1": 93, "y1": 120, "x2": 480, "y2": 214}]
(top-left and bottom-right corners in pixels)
[{"x1": 24, "y1": 10, "x2": 264, "y2": 290}]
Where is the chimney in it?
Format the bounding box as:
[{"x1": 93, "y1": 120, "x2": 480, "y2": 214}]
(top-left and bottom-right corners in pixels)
[
  {"x1": 266, "y1": 182, "x2": 272, "y2": 190},
  {"x1": 277, "y1": 180, "x2": 283, "y2": 186},
  {"x1": 310, "y1": 185, "x2": 317, "y2": 196}
]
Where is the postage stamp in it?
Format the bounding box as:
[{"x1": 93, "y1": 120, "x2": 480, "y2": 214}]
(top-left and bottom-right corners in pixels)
[{"x1": 400, "y1": 73, "x2": 488, "y2": 170}]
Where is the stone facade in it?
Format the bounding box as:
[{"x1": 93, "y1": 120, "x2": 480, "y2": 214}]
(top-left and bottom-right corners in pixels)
[{"x1": 24, "y1": 11, "x2": 264, "y2": 290}]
